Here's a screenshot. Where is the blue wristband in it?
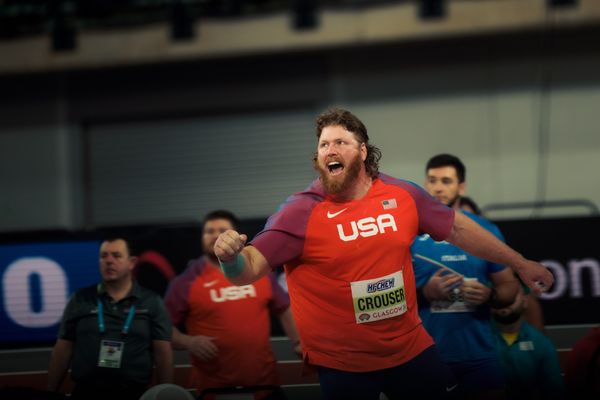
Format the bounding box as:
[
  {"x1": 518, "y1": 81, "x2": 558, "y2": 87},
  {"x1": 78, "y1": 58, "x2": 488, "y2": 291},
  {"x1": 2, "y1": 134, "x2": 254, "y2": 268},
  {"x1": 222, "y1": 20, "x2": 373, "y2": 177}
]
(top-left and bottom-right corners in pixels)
[{"x1": 218, "y1": 254, "x2": 245, "y2": 278}]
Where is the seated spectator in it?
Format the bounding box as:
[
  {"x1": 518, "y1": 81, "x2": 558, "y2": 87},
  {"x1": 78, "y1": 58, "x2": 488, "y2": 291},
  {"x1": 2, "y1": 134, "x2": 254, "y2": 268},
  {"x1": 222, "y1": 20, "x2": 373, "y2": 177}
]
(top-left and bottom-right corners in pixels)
[{"x1": 491, "y1": 287, "x2": 565, "y2": 399}]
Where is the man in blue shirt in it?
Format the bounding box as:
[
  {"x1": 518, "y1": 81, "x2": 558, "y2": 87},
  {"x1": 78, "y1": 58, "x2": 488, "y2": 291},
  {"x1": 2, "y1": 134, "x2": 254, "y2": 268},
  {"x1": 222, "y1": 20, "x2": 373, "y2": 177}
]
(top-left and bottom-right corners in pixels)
[
  {"x1": 492, "y1": 286, "x2": 565, "y2": 400},
  {"x1": 412, "y1": 154, "x2": 519, "y2": 399}
]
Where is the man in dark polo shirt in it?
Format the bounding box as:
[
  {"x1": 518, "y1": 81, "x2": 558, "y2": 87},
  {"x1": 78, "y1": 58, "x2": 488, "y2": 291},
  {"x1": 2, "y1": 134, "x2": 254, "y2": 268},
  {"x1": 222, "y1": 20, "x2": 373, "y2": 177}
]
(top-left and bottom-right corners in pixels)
[{"x1": 47, "y1": 237, "x2": 173, "y2": 400}]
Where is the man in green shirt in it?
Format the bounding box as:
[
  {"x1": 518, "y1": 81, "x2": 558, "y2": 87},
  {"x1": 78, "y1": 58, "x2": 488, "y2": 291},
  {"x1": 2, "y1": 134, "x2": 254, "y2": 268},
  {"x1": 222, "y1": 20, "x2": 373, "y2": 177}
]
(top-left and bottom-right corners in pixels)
[
  {"x1": 492, "y1": 286, "x2": 565, "y2": 400},
  {"x1": 47, "y1": 238, "x2": 173, "y2": 400}
]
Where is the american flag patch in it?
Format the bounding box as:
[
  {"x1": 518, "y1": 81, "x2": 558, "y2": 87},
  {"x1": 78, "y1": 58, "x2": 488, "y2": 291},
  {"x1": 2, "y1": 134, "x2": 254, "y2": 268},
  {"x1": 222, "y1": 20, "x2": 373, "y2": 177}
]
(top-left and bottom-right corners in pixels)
[{"x1": 382, "y1": 199, "x2": 397, "y2": 209}]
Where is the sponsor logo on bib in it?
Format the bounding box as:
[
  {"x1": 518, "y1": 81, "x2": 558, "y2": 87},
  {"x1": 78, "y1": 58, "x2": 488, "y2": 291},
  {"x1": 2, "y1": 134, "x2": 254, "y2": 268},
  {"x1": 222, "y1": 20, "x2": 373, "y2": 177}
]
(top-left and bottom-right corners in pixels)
[{"x1": 350, "y1": 271, "x2": 407, "y2": 324}]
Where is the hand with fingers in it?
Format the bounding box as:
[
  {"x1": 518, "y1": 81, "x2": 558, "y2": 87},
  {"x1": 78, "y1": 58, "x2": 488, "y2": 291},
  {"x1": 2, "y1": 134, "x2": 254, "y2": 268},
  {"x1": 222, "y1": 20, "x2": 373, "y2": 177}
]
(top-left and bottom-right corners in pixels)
[
  {"x1": 214, "y1": 230, "x2": 248, "y2": 264},
  {"x1": 423, "y1": 269, "x2": 464, "y2": 302},
  {"x1": 459, "y1": 279, "x2": 492, "y2": 305},
  {"x1": 514, "y1": 260, "x2": 554, "y2": 296},
  {"x1": 187, "y1": 335, "x2": 218, "y2": 362}
]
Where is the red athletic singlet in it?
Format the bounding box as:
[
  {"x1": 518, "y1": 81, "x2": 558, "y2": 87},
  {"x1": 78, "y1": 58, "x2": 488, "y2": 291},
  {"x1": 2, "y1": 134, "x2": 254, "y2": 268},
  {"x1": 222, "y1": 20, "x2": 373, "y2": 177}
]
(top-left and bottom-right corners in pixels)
[
  {"x1": 165, "y1": 257, "x2": 290, "y2": 393},
  {"x1": 251, "y1": 174, "x2": 454, "y2": 372}
]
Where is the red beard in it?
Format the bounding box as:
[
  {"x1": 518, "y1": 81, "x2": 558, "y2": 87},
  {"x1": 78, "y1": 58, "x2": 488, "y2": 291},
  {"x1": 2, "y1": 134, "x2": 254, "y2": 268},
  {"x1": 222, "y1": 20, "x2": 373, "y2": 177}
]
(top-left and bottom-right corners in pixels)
[{"x1": 315, "y1": 153, "x2": 363, "y2": 195}]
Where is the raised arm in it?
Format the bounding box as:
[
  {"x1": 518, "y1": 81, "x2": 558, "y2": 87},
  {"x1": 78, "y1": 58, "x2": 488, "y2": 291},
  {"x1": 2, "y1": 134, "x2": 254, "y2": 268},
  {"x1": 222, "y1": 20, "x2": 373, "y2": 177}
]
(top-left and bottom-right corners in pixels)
[
  {"x1": 446, "y1": 212, "x2": 553, "y2": 295},
  {"x1": 214, "y1": 230, "x2": 271, "y2": 285}
]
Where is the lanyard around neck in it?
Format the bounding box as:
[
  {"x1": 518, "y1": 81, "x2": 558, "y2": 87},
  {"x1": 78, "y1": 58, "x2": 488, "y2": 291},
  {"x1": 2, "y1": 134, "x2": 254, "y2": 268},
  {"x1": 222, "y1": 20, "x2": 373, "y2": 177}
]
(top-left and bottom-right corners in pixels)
[{"x1": 97, "y1": 299, "x2": 136, "y2": 336}]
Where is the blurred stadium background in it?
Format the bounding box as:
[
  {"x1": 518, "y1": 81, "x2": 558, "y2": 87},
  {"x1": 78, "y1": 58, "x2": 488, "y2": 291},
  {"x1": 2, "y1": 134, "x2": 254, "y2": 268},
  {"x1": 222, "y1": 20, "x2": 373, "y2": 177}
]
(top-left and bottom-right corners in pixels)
[{"x1": 0, "y1": 0, "x2": 598, "y2": 398}]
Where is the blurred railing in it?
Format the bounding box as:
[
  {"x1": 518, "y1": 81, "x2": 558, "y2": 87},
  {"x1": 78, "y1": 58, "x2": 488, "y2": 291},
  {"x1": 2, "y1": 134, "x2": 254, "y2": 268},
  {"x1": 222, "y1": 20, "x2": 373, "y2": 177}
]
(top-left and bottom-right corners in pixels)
[{"x1": 483, "y1": 199, "x2": 600, "y2": 219}]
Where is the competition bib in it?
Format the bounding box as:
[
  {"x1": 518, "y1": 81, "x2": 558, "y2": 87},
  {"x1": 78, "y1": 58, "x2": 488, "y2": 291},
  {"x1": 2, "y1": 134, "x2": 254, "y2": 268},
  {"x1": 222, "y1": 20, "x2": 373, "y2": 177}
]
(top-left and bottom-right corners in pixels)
[
  {"x1": 350, "y1": 271, "x2": 407, "y2": 324},
  {"x1": 98, "y1": 339, "x2": 124, "y2": 368},
  {"x1": 430, "y1": 277, "x2": 477, "y2": 313}
]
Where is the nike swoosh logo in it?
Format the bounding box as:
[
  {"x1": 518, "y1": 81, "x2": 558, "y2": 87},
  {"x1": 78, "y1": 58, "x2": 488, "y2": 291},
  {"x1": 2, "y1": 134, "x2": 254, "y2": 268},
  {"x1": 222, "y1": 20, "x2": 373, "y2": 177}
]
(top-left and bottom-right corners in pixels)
[
  {"x1": 327, "y1": 208, "x2": 348, "y2": 218},
  {"x1": 446, "y1": 384, "x2": 458, "y2": 392},
  {"x1": 203, "y1": 280, "x2": 219, "y2": 288}
]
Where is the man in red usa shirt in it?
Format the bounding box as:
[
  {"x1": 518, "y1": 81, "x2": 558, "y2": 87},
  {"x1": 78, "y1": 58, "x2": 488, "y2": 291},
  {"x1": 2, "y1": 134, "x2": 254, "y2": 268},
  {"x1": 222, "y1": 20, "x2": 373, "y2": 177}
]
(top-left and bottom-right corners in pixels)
[
  {"x1": 165, "y1": 210, "x2": 300, "y2": 399},
  {"x1": 213, "y1": 108, "x2": 554, "y2": 400}
]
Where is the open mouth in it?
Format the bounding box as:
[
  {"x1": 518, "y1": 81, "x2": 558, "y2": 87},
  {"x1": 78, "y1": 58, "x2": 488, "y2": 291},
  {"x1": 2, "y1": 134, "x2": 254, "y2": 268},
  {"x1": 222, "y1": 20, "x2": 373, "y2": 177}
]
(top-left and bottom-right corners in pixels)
[{"x1": 327, "y1": 161, "x2": 344, "y2": 176}]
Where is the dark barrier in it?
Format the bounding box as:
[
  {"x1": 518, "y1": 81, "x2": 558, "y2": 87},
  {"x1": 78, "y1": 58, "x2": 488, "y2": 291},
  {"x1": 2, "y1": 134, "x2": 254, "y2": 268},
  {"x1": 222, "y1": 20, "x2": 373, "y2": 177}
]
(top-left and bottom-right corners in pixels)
[{"x1": 496, "y1": 216, "x2": 600, "y2": 325}]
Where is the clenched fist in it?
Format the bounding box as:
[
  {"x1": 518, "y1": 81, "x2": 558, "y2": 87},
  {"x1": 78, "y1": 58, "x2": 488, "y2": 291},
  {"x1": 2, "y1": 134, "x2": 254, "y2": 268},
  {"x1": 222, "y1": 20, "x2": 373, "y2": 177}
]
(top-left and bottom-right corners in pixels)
[
  {"x1": 514, "y1": 260, "x2": 554, "y2": 296},
  {"x1": 214, "y1": 229, "x2": 248, "y2": 263}
]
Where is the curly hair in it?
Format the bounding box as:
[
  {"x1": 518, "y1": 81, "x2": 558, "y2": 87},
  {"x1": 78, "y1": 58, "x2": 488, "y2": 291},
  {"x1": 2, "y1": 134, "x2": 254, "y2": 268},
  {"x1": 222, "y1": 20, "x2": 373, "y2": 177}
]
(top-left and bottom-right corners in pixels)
[{"x1": 315, "y1": 108, "x2": 381, "y2": 178}]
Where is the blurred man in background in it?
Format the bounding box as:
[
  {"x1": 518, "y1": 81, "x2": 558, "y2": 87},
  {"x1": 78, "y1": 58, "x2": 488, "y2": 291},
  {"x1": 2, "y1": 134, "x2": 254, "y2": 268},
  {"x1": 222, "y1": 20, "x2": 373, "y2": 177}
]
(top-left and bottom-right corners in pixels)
[
  {"x1": 492, "y1": 286, "x2": 565, "y2": 399},
  {"x1": 47, "y1": 237, "x2": 173, "y2": 400},
  {"x1": 412, "y1": 154, "x2": 519, "y2": 399},
  {"x1": 164, "y1": 210, "x2": 300, "y2": 399}
]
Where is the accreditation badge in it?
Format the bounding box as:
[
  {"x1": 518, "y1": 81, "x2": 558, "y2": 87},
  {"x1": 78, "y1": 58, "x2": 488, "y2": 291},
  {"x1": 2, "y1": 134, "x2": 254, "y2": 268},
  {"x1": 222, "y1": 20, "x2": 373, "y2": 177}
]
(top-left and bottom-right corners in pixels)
[
  {"x1": 430, "y1": 298, "x2": 476, "y2": 313},
  {"x1": 350, "y1": 271, "x2": 407, "y2": 324},
  {"x1": 98, "y1": 339, "x2": 124, "y2": 368},
  {"x1": 519, "y1": 341, "x2": 535, "y2": 351}
]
